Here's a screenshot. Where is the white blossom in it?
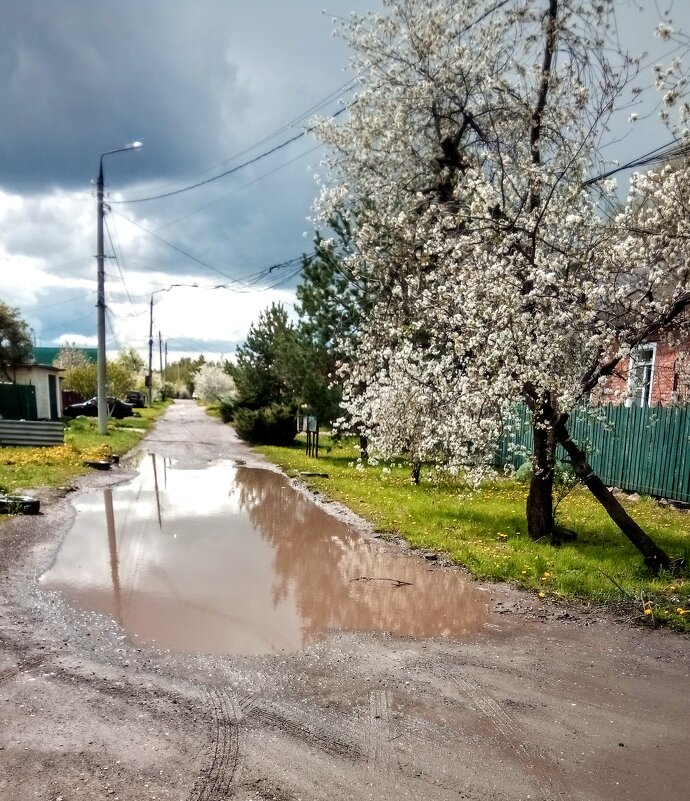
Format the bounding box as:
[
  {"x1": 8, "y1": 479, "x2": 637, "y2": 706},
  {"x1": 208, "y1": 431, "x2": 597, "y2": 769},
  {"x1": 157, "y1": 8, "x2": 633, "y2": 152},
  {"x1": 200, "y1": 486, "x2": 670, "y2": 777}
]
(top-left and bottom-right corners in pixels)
[{"x1": 313, "y1": 0, "x2": 690, "y2": 478}]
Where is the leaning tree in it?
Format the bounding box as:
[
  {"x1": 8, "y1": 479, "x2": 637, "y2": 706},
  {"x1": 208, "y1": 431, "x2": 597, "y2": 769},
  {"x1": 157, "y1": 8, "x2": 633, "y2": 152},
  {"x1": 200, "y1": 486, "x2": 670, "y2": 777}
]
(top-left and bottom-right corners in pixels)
[{"x1": 314, "y1": 0, "x2": 690, "y2": 571}]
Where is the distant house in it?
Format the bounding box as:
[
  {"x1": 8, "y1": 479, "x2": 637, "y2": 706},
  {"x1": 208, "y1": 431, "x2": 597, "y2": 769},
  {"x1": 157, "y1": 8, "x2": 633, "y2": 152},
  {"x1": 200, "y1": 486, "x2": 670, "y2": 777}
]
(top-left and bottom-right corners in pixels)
[
  {"x1": 596, "y1": 331, "x2": 690, "y2": 407},
  {"x1": 6, "y1": 362, "x2": 64, "y2": 420}
]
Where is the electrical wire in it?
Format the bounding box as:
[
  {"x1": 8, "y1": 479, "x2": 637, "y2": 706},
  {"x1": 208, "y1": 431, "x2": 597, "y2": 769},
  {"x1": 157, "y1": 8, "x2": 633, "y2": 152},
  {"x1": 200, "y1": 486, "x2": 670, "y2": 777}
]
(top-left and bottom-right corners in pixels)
[
  {"x1": 194, "y1": 77, "x2": 358, "y2": 178},
  {"x1": 21, "y1": 291, "x2": 95, "y2": 313},
  {"x1": 104, "y1": 216, "x2": 136, "y2": 309},
  {"x1": 105, "y1": 308, "x2": 123, "y2": 351},
  {"x1": 39, "y1": 311, "x2": 94, "y2": 334},
  {"x1": 585, "y1": 139, "x2": 690, "y2": 186},
  {"x1": 111, "y1": 207, "x2": 310, "y2": 291},
  {"x1": 112, "y1": 105, "x2": 351, "y2": 205},
  {"x1": 154, "y1": 142, "x2": 323, "y2": 232}
]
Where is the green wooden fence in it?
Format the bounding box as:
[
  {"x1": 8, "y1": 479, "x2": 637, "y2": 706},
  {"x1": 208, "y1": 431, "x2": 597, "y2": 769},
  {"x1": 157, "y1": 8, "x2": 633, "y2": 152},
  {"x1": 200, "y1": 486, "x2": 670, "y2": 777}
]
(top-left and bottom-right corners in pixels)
[
  {"x1": 496, "y1": 404, "x2": 690, "y2": 504},
  {"x1": 0, "y1": 383, "x2": 38, "y2": 421}
]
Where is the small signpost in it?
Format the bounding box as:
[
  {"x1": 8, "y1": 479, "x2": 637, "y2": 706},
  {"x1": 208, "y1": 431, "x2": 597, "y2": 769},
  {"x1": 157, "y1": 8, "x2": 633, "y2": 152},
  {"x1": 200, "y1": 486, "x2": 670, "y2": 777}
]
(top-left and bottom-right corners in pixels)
[{"x1": 297, "y1": 413, "x2": 319, "y2": 458}]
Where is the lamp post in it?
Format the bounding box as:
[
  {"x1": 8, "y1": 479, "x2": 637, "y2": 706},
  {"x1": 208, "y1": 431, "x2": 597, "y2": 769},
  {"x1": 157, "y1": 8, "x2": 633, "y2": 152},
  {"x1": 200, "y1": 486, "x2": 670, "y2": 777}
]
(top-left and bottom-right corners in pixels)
[
  {"x1": 97, "y1": 141, "x2": 142, "y2": 435},
  {"x1": 147, "y1": 284, "x2": 198, "y2": 406}
]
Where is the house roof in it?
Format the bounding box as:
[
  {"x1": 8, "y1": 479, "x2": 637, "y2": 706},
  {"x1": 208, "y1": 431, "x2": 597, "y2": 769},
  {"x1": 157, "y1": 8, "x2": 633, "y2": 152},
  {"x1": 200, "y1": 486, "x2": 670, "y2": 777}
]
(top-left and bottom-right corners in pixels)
[
  {"x1": 14, "y1": 362, "x2": 63, "y2": 372},
  {"x1": 31, "y1": 346, "x2": 98, "y2": 366}
]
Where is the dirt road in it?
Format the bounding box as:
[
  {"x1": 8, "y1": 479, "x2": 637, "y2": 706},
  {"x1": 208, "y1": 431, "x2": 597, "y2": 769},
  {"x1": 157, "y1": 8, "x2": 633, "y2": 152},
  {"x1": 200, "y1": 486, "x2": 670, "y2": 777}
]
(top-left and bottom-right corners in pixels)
[{"x1": 1, "y1": 401, "x2": 688, "y2": 801}]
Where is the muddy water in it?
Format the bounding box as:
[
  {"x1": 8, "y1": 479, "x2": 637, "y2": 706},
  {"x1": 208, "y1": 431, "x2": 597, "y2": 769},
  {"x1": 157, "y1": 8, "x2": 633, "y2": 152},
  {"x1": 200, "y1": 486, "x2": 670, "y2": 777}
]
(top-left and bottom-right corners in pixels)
[{"x1": 41, "y1": 455, "x2": 486, "y2": 655}]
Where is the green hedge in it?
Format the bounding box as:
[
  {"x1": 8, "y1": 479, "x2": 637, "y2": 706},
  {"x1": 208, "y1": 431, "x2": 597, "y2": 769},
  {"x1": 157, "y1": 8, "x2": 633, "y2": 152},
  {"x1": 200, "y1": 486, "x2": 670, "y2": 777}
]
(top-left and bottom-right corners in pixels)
[{"x1": 233, "y1": 403, "x2": 296, "y2": 445}]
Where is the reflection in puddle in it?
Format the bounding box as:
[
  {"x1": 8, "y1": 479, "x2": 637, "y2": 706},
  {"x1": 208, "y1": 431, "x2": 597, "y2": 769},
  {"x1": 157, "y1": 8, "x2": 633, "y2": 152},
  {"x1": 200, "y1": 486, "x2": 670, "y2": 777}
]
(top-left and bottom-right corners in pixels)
[{"x1": 41, "y1": 456, "x2": 486, "y2": 655}]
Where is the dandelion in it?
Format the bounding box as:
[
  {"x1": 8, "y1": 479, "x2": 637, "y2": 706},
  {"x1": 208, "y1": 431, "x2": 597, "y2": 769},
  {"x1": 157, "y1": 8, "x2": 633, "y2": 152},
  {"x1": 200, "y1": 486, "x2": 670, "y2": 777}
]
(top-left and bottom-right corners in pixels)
[
  {"x1": 677, "y1": 608, "x2": 687, "y2": 616},
  {"x1": 644, "y1": 608, "x2": 652, "y2": 616},
  {"x1": 538, "y1": 592, "x2": 545, "y2": 598}
]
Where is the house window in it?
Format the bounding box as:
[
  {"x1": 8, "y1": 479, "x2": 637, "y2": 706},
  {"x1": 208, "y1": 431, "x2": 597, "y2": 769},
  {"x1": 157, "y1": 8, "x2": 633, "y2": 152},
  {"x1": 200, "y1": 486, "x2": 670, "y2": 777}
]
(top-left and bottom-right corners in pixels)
[{"x1": 627, "y1": 344, "x2": 656, "y2": 407}]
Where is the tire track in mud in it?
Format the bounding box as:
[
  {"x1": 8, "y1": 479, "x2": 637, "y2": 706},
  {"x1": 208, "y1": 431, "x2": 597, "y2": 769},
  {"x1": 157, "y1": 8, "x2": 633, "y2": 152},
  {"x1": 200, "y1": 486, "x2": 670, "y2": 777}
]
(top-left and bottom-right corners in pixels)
[
  {"x1": 449, "y1": 673, "x2": 569, "y2": 801},
  {"x1": 250, "y1": 698, "x2": 364, "y2": 762},
  {"x1": 189, "y1": 687, "x2": 257, "y2": 801},
  {"x1": 366, "y1": 689, "x2": 395, "y2": 769},
  {"x1": 0, "y1": 654, "x2": 46, "y2": 684}
]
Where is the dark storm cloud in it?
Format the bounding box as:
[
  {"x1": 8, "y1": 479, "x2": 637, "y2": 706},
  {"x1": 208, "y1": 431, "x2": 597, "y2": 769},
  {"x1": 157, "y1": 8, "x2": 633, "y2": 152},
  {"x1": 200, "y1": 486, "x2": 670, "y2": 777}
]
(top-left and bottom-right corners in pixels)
[
  {"x1": 0, "y1": 0, "x2": 378, "y2": 355},
  {"x1": 0, "y1": 1, "x2": 251, "y2": 192}
]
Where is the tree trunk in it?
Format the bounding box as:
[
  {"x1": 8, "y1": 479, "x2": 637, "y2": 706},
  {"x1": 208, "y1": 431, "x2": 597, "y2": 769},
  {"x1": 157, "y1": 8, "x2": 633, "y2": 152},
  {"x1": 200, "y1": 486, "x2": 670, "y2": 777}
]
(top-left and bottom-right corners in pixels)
[
  {"x1": 553, "y1": 419, "x2": 672, "y2": 574},
  {"x1": 411, "y1": 459, "x2": 421, "y2": 485},
  {"x1": 526, "y1": 415, "x2": 557, "y2": 542},
  {"x1": 359, "y1": 434, "x2": 369, "y2": 462}
]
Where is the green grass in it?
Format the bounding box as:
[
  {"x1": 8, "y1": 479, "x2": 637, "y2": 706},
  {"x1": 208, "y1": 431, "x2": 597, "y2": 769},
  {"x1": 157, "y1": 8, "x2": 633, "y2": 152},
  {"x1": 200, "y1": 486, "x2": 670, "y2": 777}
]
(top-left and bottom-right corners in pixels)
[
  {"x1": 0, "y1": 403, "x2": 170, "y2": 495},
  {"x1": 256, "y1": 434, "x2": 690, "y2": 632}
]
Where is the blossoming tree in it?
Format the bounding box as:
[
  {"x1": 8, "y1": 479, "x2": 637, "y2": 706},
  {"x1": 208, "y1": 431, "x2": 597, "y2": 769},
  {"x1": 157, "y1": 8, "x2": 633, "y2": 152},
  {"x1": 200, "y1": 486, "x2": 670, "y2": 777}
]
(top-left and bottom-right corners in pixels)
[
  {"x1": 315, "y1": 0, "x2": 690, "y2": 571},
  {"x1": 193, "y1": 363, "x2": 236, "y2": 404}
]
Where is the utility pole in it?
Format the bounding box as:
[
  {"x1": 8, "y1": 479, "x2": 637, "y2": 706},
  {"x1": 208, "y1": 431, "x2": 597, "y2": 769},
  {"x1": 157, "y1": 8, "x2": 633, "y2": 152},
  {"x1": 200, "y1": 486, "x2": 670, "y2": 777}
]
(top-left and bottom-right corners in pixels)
[
  {"x1": 96, "y1": 141, "x2": 142, "y2": 432},
  {"x1": 147, "y1": 295, "x2": 154, "y2": 407},
  {"x1": 147, "y1": 282, "x2": 197, "y2": 406},
  {"x1": 96, "y1": 161, "x2": 108, "y2": 435}
]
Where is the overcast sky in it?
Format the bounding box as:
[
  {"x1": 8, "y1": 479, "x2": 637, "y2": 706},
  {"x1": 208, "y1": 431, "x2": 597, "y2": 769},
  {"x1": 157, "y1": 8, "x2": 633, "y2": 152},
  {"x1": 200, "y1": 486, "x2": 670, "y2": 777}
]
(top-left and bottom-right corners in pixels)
[{"x1": 1, "y1": 0, "x2": 688, "y2": 364}]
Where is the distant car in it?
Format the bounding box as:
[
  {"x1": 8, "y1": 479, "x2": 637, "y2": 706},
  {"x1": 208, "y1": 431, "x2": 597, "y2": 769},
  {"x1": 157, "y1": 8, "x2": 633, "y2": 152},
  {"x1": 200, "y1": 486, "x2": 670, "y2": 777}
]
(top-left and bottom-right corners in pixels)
[
  {"x1": 63, "y1": 397, "x2": 134, "y2": 420},
  {"x1": 126, "y1": 390, "x2": 146, "y2": 408}
]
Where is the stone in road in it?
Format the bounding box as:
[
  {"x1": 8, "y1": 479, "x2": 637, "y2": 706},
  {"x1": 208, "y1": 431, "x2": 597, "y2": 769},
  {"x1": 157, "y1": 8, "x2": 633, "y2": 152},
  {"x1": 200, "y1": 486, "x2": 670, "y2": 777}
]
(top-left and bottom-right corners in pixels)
[{"x1": 0, "y1": 400, "x2": 688, "y2": 801}]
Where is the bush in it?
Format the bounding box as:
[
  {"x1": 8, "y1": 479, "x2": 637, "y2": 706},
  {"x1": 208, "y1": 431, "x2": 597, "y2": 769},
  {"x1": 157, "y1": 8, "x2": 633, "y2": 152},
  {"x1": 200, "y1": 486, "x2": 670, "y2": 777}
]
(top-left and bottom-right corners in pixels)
[
  {"x1": 219, "y1": 399, "x2": 235, "y2": 423},
  {"x1": 233, "y1": 404, "x2": 297, "y2": 445}
]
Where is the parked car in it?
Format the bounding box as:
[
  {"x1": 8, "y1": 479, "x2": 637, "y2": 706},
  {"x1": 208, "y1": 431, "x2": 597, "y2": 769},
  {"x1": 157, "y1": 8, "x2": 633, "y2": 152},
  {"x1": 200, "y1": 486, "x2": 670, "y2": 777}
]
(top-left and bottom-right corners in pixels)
[
  {"x1": 126, "y1": 390, "x2": 146, "y2": 408},
  {"x1": 63, "y1": 397, "x2": 134, "y2": 419}
]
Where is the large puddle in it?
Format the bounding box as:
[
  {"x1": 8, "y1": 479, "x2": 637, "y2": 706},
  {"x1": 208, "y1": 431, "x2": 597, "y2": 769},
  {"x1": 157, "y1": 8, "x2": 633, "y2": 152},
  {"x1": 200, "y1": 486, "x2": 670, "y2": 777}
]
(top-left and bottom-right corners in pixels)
[{"x1": 40, "y1": 455, "x2": 486, "y2": 655}]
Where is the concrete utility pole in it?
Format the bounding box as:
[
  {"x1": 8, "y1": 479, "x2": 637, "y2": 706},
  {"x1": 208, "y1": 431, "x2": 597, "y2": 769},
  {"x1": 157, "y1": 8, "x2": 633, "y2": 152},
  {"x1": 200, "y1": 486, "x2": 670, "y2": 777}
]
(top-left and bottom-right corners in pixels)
[
  {"x1": 96, "y1": 162, "x2": 107, "y2": 434},
  {"x1": 159, "y1": 331, "x2": 163, "y2": 384},
  {"x1": 148, "y1": 295, "x2": 154, "y2": 408},
  {"x1": 96, "y1": 142, "x2": 142, "y2": 434}
]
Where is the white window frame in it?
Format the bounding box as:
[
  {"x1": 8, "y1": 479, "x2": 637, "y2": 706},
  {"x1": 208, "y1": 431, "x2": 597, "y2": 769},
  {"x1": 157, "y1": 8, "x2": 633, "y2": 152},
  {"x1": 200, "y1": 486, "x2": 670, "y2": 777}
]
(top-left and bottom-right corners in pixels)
[{"x1": 626, "y1": 343, "x2": 657, "y2": 407}]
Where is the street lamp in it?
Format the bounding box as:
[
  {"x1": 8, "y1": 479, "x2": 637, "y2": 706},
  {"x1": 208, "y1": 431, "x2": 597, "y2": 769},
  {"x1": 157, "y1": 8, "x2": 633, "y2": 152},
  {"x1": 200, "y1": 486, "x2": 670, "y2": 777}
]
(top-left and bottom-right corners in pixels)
[
  {"x1": 147, "y1": 283, "x2": 198, "y2": 406},
  {"x1": 96, "y1": 141, "x2": 142, "y2": 435}
]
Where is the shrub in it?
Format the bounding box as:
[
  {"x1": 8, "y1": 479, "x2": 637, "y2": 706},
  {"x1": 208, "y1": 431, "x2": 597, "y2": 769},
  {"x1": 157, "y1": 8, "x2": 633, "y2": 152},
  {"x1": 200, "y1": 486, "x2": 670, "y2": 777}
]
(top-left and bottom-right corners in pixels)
[
  {"x1": 219, "y1": 399, "x2": 235, "y2": 423},
  {"x1": 233, "y1": 404, "x2": 297, "y2": 445}
]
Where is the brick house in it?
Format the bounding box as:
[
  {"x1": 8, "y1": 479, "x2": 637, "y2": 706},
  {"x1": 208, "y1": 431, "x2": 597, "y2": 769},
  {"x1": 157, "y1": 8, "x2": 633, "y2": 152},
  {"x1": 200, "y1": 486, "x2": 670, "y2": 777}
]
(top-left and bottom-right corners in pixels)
[{"x1": 596, "y1": 333, "x2": 690, "y2": 407}]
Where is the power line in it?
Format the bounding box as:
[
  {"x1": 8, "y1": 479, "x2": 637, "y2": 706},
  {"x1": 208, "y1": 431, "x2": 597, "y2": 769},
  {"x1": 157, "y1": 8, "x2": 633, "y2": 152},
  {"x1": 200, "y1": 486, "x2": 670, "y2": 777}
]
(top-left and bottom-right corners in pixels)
[
  {"x1": 105, "y1": 308, "x2": 123, "y2": 351},
  {"x1": 154, "y1": 142, "x2": 323, "y2": 232},
  {"x1": 39, "y1": 311, "x2": 94, "y2": 335},
  {"x1": 584, "y1": 139, "x2": 690, "y2": 186},
  {"x1": 194, "y1": 77, "x2": 358, "y2": 179},
  {"x1": 104, "y1": 216, "x2": 136, "y2": 309},
  {"x1": 112, "y1": 105, "x2": 351, "y2": 205},
  {"x1": 111, "y1": 207, "x2": 310, "y2": 291}
]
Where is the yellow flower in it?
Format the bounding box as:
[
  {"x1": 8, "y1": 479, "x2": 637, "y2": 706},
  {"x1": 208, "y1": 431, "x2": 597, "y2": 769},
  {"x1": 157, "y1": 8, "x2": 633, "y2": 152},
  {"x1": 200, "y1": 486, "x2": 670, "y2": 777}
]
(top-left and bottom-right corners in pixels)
[
  {"x1": 676, "y1": 608, "x2": 687, "y2": 616},
  {"x1": 644, "y1": 608, "x2": 652, "y2": 615},
  {"x1": 538, "y1": 591, "x2": 545, "y2": 598}
]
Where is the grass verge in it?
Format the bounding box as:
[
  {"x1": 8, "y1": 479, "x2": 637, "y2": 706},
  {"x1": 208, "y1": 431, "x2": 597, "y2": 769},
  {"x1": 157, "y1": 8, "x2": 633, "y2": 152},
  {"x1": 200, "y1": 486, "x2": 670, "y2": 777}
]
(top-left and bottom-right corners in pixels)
[
  {"x1": 256, "y1": 434, "x2": 690, "y2": 633},
  {"x1": 0, "y1": 403, "x2": 170, "y2": 496}
]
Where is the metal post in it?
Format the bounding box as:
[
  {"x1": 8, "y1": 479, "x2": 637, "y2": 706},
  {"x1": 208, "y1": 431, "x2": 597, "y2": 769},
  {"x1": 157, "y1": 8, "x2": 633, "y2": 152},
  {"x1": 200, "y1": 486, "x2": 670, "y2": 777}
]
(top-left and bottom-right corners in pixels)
[
  {"x1": 96, "y1": 161, "x2": 108, "y2": 435},
  {"x1": 159, "y1": 330, "x2": 163, "y2": 382}
]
